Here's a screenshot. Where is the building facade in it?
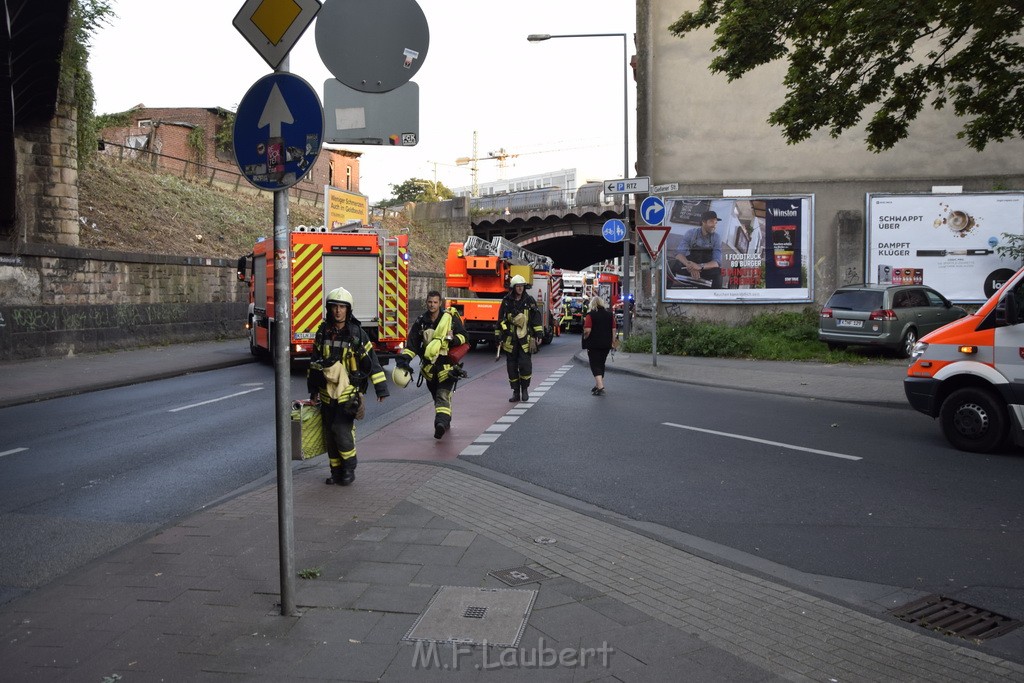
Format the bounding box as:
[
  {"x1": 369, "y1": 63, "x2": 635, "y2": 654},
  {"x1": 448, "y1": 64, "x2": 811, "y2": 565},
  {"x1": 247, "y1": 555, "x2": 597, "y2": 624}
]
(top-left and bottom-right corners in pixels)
[{"x1": 636, "y1": 0, "x2": 1024, "y2": 322}]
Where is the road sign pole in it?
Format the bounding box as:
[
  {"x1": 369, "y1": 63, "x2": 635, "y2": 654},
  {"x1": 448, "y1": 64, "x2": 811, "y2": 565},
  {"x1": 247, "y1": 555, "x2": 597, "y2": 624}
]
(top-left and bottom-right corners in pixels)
[{"x1": 272, "y1": 58, "x2": 297, "y2": 619}]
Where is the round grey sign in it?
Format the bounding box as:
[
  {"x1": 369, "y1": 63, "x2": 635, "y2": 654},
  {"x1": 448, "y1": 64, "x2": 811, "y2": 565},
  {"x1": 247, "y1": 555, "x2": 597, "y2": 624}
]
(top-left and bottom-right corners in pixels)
[{"x1": 315, "y1": 0, "x2": 429, "y2": 94}]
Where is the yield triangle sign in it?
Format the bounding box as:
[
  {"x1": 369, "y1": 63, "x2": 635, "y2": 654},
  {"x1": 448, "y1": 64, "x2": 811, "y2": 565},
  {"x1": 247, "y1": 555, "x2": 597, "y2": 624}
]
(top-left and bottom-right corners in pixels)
[{"x1": 637, "y1": 226, "x2": 671, "y2": 258}]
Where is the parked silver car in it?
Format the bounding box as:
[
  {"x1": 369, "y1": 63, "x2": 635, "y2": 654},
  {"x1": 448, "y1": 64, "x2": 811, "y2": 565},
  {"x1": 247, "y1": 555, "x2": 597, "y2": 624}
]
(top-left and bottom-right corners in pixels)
[{"x1": 819, "y1": 283, "x2": 968, "y2": 358}]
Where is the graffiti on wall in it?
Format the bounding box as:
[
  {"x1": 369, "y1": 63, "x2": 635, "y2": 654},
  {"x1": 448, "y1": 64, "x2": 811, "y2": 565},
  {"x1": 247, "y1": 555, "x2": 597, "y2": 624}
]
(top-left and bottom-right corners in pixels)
[{"x1": 4, "y1": 303, "x2": 192, "y2": 333}]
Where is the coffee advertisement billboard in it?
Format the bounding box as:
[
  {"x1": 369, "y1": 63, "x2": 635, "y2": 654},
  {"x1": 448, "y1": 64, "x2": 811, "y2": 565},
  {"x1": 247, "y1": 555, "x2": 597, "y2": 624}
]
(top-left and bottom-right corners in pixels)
[{"x1": 867, "y1": 193, "x2": 1024, "y2": 302}]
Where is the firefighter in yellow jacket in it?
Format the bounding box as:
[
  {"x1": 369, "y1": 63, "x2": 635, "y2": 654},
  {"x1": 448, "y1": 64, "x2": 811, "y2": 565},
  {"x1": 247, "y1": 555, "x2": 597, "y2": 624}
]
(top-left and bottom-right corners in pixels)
[
  {"x1": 308, "y1": 287, "x2": 389, "y2": 486},
  {"x1": 395, "y1": 291, "x2": 469, "y2": 439},
  {"x1": 496, "y1": 274, "x2": 543, "y2": 402}
]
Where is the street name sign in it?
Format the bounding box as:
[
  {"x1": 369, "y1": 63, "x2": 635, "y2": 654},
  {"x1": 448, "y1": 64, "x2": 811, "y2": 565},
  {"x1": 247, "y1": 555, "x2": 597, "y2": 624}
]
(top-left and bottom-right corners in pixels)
[
  {"x1": 233, "y1": 73, "x2": 324, "y2": 191},
  {"x1": 637, "y1": 226, "x2": 670, "y2": 258},
  {"x1": 233, "y1": 0, "x2": 321, "y2": 70},
  {"x1": 639, "y1": 196, "x2": 666, "y2": 226},
  {"x1": 652, "y1": 182, "x2": 678, "y2": 194},
  {"x1": 604, "y1": 176, "x2": 650, "y2": 195},
  {"x1": 602, "y1": 218, "x2": 627, "y2": 243}
]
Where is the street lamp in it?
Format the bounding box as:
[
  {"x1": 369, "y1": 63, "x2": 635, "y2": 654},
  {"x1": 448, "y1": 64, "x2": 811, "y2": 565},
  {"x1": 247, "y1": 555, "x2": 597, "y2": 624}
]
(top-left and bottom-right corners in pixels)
[{"x1": 527, "y1": 32, "x2": 632, "y2": 336}]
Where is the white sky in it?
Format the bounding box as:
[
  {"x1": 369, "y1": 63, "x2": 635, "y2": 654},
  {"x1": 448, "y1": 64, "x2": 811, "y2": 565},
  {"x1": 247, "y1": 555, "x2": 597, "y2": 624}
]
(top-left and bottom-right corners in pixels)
[{"x1": 88, "y1": 0, "x2": 638, "y2": 204}]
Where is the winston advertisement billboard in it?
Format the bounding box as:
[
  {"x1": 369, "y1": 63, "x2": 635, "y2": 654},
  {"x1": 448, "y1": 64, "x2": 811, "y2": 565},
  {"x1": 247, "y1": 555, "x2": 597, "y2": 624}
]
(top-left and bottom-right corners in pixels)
[
  {"x1": 867, "y1": 193, "x2": 1024, "y2": 302},
  {"x1": 661, "y1": 195, "x2": 813, "y2": 303}
]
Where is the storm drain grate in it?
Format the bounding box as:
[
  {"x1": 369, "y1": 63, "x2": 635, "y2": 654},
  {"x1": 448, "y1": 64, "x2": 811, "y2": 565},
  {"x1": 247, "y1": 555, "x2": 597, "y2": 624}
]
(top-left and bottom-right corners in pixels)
[
  {"x1": 463, "y1": 606, "x2": 487, "y2": 619},
  {"x1": 489, "y1": 565, "x2": 549, "y2": 587},
  {"x1": 889, "y1": 595, "x2": 1023, "y2": 641}
]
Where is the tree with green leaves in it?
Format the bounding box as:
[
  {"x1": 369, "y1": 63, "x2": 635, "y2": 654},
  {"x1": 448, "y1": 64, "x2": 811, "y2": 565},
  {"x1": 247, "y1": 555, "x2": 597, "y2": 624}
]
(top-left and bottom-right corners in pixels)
[
  {"x1": 380, "y1": 177, "x2": 455, "y2": 207},
  {"x1": 63, "y1": 0, "x2": 115, "y2": 166},
  {"x1": 669, "y1": 0, "x2": 1024, "y2": 152}
]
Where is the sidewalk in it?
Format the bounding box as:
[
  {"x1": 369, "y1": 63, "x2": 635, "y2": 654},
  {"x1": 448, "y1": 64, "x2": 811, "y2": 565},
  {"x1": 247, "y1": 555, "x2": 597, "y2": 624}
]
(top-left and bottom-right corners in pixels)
[{"x1": 3, "y1": 341, "x2": 1020, "y2": 681}]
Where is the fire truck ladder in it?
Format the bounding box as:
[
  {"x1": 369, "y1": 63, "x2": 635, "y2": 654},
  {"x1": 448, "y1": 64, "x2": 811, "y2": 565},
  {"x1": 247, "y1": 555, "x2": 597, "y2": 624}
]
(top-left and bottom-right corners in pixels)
[
  {"x1": 490, "y1": 236, "x2": 553, "y2": 270},
  {"x1": 380, "y1": 234, "x2": 402, "y2": 339}
]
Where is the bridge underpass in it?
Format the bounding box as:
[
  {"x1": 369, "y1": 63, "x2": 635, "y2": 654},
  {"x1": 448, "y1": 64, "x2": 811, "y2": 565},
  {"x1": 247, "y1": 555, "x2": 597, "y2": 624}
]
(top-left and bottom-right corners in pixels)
[{"x1": 471, "y1": 209, "x2": 635, "y2": 271}]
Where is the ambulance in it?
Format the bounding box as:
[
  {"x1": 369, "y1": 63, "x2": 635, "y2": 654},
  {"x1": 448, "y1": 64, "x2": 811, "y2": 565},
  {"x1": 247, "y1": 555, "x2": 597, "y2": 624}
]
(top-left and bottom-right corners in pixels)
[{"x1": 905, "y1": 266, "x2": 1024, "y2": 452}]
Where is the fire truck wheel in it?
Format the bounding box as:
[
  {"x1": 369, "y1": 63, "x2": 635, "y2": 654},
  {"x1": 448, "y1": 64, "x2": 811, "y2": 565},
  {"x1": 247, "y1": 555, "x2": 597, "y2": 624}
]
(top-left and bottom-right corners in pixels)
[{"x1": 939, "y1": 387, "x2": 1008, "y2": 453}]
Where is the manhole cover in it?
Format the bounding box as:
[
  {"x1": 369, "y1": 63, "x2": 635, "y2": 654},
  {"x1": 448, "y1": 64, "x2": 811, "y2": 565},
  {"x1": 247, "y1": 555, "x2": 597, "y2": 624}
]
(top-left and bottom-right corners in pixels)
[
  {"x1": 889, "y1": 595, "x2": 1023, "y2": 641},
  {"x1": 404, "y1": 586, "x2": 537, "y2": 647},
  {"x1": 489, "y1": 566, "x2": 548, "y2": 587}
]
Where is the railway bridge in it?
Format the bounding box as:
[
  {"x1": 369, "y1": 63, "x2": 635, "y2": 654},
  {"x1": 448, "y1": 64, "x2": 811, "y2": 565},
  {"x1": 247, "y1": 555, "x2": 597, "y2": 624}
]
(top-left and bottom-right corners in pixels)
[{"x1": 467, "y1": 185, "x2": 636, "y2": 272}]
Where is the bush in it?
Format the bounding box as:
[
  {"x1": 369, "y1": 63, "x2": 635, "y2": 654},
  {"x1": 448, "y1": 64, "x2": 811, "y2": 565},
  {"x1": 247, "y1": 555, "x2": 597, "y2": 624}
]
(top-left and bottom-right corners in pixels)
[{"x1": 622, "y1": 307, "x2": 884, "y2": 363}]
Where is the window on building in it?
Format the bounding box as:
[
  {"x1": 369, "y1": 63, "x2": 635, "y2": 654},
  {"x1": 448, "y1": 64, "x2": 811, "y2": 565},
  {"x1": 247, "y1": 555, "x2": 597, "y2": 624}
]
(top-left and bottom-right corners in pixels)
[
  {"x1": 346, "y1": 165, "x2": 352, "y2": 190},
  {"x1": 137, "y1": 119, "x2": 152, "y2": 128}
]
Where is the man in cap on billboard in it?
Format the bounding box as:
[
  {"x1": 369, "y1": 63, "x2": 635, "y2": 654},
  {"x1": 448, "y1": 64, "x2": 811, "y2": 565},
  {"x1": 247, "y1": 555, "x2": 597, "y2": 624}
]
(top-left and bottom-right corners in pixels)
[{"x1": 672, "y1": 210, "x2": 724, "y2": 288}]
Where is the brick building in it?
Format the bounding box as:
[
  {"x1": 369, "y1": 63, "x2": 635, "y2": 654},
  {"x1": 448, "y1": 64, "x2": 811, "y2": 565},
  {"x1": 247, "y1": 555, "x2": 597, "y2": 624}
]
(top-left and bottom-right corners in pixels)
[{"x1": 98, "y1": 106, "x2": 361, "y2": 196}]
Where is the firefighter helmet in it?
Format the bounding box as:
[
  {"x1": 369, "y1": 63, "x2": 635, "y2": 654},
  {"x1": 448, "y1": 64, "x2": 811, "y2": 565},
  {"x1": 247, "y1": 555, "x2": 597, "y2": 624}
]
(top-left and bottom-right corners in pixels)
[
  {"x1": 392, "y1": 365, "x2": 412, "y2": 388},
  {"x1": 326, "y1": 287, "x2": 353, "y2": 312},
  {"x1": 509, "y1": 274, "x2": 527, "y2": 287}
]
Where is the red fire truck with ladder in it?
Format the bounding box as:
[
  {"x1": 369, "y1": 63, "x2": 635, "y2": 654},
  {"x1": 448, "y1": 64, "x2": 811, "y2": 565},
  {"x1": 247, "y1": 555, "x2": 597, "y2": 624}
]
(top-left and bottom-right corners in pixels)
[
  {"x1": 237, "y1": 225, "x2": 409, "y2": 364},
  {"x1": 445, "y1": 235, "x2": 557, "y2": 348}
]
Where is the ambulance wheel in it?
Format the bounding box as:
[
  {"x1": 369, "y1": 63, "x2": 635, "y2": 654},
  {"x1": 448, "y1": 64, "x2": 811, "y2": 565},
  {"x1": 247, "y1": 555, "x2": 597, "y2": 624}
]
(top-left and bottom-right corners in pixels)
[
  {"x1": 939, "y1": 387, "x2": 1008, "y2": 453},
  {"x1": 898, "y1": 328, "x2": 918, "y2": 359}
]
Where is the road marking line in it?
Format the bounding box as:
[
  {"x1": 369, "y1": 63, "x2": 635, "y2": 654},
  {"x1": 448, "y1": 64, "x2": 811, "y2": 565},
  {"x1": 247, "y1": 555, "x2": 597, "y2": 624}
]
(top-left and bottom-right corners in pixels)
[
  {"x1": 459, "y1": 364, "x2": 574, "y2": 457},
  {"x1": 662, "y1": 423, "x2": 862, "y2": 461},
  {"x1": 169, "y1": 387, "x2": 263, "y2": 412},
  {"x1": 0, "y1": 447, "x2": 28, "y2": 458}
]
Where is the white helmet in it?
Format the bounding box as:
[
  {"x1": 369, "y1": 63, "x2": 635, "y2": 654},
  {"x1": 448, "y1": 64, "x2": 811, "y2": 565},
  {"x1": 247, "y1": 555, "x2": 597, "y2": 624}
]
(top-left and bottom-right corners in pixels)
[
  {"x1": 392, "y1": 365, "x2": 412, "y2": 388},
  {"x1": 326, "y1": 286, "x2": 353, "y2": 311},
  {"x1": 509, "y1": 274, "x2": 527, "y2": 287}
]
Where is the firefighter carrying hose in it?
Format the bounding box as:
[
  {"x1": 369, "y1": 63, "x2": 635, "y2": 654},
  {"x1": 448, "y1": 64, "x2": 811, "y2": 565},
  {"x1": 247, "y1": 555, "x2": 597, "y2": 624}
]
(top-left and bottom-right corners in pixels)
[
  {"x1": 496, "y1": 274, "x2": 543, "y2": 402},
  {"x1": 307, "y1": 287, "x2": 389, "y2": 486},
  {"x1": 394, "y1": 290, "x2": 469, "y2": 439}
]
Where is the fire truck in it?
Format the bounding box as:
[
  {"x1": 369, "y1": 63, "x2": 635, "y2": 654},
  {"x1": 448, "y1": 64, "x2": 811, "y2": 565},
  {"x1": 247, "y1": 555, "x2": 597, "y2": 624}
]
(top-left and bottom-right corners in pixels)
[
  {"x1": 445, "y1": 235, "x2": 556, "y2": 347},
  {"x1": 237, "y1": 225, "x2": 409, "y2": 364}
]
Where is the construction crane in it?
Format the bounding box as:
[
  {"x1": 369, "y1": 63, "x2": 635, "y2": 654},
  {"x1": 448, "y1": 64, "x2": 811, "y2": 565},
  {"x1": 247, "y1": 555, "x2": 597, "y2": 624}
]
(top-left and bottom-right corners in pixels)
[{"x1": 455, "y1": 130, "x2": 517, "y2": 197}]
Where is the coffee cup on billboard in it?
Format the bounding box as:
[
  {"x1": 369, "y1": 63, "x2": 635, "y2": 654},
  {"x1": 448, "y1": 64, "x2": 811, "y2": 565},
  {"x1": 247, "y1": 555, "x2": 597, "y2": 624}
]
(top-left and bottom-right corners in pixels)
[{"x1": 948, "y1": 210, "x2": 974, "y2": 234}]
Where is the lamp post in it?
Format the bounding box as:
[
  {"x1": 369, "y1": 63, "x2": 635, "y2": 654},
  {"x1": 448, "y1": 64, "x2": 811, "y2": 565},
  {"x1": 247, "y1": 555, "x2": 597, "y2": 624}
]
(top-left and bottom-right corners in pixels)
[{"x1": 527, "y1": 32, "x2": 632, "y2": 336}]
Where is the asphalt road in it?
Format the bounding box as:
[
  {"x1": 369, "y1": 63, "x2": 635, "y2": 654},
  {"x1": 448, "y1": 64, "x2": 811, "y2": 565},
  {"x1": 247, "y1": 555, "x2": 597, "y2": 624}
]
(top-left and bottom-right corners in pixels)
[{"x1": 461, "y1": 347, "x2": 1024, "y2": 620}]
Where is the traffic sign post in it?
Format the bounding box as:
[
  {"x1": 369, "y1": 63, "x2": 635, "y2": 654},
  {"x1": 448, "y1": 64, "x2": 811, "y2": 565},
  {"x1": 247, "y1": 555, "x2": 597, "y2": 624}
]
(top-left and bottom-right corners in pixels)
[
  {"x1": 233, "y1": 0, "x2": 321, "y2": 70},
  {"x1": 636, "y1": 200, "x2": 670, "y2": 370},
  {"x1": 233, "y1": 73, "x2": 324, "y2": 191},
  {"x1": 639, "y1": 195, "x2": 665, "y2": 226},
  {"x1": 602, "y1": 218, "x2": 627, "y2": 243},
  {"x1": 604, "y1": 176, "x2": 650, "y2": 195}
]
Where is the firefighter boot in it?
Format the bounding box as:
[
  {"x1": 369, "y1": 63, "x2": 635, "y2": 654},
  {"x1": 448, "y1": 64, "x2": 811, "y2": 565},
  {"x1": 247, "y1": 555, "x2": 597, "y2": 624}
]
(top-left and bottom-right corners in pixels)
[
  {"x1": 509, "y1": 381, "x2": 521, "y2": 403},
  {"x1": 434, "y1": 420, "x2": 446, "y2": 439},
  {"x1": 338, "y1": 456, "x2": 357, "y2": 486},
  {"x1": 520, "y1": 380, "x2": 530, "y2": 402}
]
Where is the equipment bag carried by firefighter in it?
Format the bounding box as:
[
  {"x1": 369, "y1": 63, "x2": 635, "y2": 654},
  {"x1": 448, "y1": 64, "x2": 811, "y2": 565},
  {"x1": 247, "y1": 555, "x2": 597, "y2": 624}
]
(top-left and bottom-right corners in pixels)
[{"x1": 291, "y1": 400, "x2": 326, "y2": 460}]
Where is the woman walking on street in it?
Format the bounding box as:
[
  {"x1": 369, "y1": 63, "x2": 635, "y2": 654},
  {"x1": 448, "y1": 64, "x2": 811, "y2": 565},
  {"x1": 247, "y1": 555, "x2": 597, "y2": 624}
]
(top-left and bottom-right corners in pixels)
[{"x1": 582, "y1": 296, "x2": 616, "y2": 396}]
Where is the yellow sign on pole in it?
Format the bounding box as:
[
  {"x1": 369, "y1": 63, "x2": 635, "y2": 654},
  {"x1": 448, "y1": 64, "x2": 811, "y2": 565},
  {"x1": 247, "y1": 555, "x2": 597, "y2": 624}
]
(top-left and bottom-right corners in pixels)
[{"x1": 324, "y1": 185, "x2": 369, "y2": 229}]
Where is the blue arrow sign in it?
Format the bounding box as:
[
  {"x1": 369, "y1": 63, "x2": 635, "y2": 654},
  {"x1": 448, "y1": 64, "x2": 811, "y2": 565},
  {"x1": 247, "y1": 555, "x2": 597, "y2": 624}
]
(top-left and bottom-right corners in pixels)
[
  {"x1": 640, "y1": 196, "x2": 666, "y2": 226},
  {"x1": 233, "y1": 73, "x2": 324, "y2": 191},
  {"x1": 602, "y1": 218, "x2": 627, "y2": 243}
]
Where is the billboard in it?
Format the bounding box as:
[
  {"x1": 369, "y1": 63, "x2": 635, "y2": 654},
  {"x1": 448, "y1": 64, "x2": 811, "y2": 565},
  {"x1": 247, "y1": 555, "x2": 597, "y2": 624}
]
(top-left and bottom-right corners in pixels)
[
  {"x1": 324, "y1": 185, "x2": 369, "y2": 229},
  {"x1": 661, "y1": 195, "x2": 813, "y2": 303},
  {"x1": 866, "y1": 193, "x2": 1024, "y2": 302}
]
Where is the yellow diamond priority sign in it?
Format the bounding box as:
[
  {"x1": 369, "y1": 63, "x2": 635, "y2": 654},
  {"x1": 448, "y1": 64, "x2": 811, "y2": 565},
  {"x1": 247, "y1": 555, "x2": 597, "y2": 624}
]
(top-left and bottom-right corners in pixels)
[{"x1": 234, "y1": 0, "x2": 321, "y2": 70}]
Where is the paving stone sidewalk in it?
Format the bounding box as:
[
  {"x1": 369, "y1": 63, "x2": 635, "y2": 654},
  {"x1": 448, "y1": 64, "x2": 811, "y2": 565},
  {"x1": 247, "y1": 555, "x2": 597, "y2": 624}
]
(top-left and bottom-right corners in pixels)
[{"x1": 1, "y1": 460, "x2": 1021, "y2": 682}]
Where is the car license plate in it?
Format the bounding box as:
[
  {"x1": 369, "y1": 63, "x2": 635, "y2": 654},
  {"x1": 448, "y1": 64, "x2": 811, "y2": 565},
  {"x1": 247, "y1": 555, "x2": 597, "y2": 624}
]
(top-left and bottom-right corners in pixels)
[{"x1": 837, "y1": 319, "x2": 863, "y2": 328}]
